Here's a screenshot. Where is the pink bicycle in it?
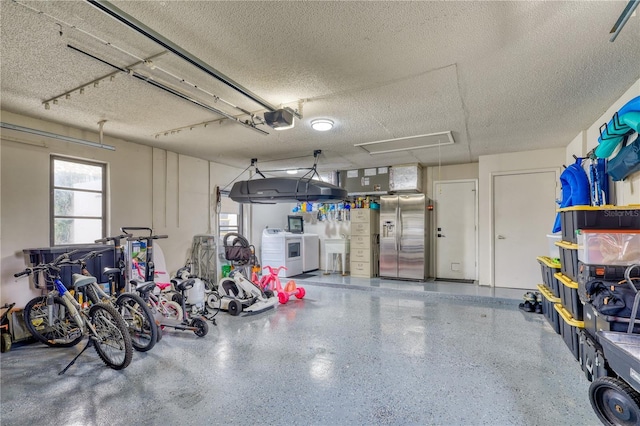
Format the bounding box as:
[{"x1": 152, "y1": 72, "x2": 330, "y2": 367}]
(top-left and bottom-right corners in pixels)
[{"x1": 259, "y1": 266, "x2": 306, "y2": 304}]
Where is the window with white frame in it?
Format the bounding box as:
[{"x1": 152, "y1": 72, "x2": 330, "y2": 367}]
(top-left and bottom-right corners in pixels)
[
  {"x1": 51, "y1": 156, "x2": 106, "y2": 245},
  {"x1": 218, "y1": 195, "x2": 241, "y2": 236}
]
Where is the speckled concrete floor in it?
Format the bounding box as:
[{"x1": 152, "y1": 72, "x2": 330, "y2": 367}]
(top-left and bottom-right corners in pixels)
[{"x1": 1, "y1": 278, "x2": 599, "y2": 426}]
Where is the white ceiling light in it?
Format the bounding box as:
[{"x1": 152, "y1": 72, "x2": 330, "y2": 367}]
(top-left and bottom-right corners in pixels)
[
  {"x1": 311, "y1": 119, "x2": 334, "y2": 131},
  {"x1": 286, "y1": 169, "x2": 298, "y2": 175}
]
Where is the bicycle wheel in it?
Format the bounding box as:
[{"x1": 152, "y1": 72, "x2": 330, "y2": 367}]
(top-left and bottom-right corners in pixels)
[
  {"x1": 88, "y1": 303, "x2": 133, "y2": 370},
  {"x1": 115, "y1": 292, "x2": 157, "y2": 352},
  {"x1": 191, "y1": 317, "x2": 208, "y2": 337},
  {"x1": 85, "y1": 285, "x2": 102, "y2": 305},
  {"x1": 161, "y1": 300, "x2": 183, "y2": 321},
  {"x1": 24, "y1": 296, "x2": 83, "y2": 347}
]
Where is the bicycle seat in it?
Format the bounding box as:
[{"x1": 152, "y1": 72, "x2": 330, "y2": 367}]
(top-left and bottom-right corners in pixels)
[
  {"x1": 102, "y1": 267, "x2": 121, "y2": 277},
  {"x1": 134, "y1": 281, "x2": 156, "y2": 297},
  {"x1": 72, "y1": 273, "x2": 97, "y2": 288},
  {"x1": 175, "y1": 278, "x2": 195, "y2": 292}
]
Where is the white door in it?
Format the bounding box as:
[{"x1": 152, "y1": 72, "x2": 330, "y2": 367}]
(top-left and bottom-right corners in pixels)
[
  {"x1": 434, "y1": 180, "x2": 477, "y2": 281},
  {"x1": 493, "y1": 170, "x2": 558, "y2": 289}
]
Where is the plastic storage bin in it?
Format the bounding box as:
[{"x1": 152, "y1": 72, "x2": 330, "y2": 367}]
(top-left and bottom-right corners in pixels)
[
  {"x1": 555, "y1": 272, "x2": 584, "y2": 321},
  {"x1": 547, "y1": 233, "x2": 561, "y2": 259},
  {"x1": 537, "y1": 256, "x2": 562, "y2": 298},
  {"x1": 23, "y1": 244, "x2": 115, "y2": 289},
  {"x1": 577, "y1": 229, "x2": 640, "y2": 265},
  {"x1": 555, "y1": 303, "x2": 584, "y2": 361},
  {"x1": 537, "y1": 284, "x2": 561, "y2": 334},
  {"x1": 577, "y1": 261, "x2": 629, "y2": 303},
  {"x1": 558, "y1": 205, "x2": 640, "y2": 244},
  {"x1": 578, "y1": 329, "x2": 609, "y2": 382},
  {"x1": 556, "y1": 240, "x2": 579, "y2": 282}
]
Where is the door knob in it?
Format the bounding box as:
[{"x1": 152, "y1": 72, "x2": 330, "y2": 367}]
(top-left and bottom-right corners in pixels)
[{"x1": 497, "y1": 235, "x2": 506, "y2": 239}]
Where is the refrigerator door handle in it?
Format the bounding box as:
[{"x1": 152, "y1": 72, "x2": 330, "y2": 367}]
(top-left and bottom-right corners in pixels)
[{"x1": 397, "y1": 207, "x2": 402, "y2": 251}]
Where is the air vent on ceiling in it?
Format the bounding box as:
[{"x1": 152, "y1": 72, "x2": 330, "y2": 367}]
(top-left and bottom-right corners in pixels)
[{"x1": 354, "y1": 131, "x2": 454, "y2": 155}]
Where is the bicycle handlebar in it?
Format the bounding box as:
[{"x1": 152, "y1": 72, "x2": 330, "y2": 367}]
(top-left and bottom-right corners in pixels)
[
  {"x1": 14, "y1": 247, "x2": 112, "y2": 278},
  {"x1": 263, "y1": 265, "x2": 287, "y2": 274},
  {"x1": 13, "y1": 262, "x2": 61, "y2": 278},
  {"x1": 51, "y1": 249, "x2": 81, "y2": 265},
  {"x1": 95, "y1": 233, "x2": 132, "y2": 244},
  {"x1": 14, "y1": 269, "x2": 32, "y2": 278},
  {"x1": 121, "y1": 227, "x2": 152, "y2": 237},
  {"x1": 78, "y1": 248, "x2": 113, "y2": 260},
  {"x1": 127, "y1": 234, "x2": 168, "y2": 241}
]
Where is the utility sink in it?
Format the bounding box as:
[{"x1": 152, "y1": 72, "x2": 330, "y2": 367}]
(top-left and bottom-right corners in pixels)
[{"x1": 324, "y1": 239, "x2": 350, "y2": 275}]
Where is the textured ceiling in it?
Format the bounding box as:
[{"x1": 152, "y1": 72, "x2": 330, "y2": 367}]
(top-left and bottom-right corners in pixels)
[{"x1": 1, "y1": 1, "x2": 639, "y2": 174}]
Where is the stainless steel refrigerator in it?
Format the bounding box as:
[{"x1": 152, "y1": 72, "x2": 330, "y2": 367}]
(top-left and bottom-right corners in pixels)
[{"x1": 379, "y1": 194, "x2": 428, "y2": 280}]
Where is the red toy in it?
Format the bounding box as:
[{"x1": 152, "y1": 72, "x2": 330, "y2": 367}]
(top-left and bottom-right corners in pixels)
[{"x1": 259, "y1": 265, "x2": 305, "y2": 304}]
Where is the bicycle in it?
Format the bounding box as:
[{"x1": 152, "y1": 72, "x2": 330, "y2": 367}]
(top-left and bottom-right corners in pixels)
[
  {"x1": 91, "y1": 234, "x2": 159, "y2": 351},
  {"x1": 16, "y1": 250, "x2": 133, "y2": 372},
  {"x1": 135, "y1": 279, "x2": 209, "y2": 337},
  {"x1": 80, "y1": 253, "x2": 158, "y2": 353},
  {"x1": 121, "y1": 227, "x2": 168, "y2": 289},
  {"x1": 123, "y1": 228, "x2": 208, "y2": 336},
  {"x1": 94, "y1": 232, "x2": 131, "y2": 294}
]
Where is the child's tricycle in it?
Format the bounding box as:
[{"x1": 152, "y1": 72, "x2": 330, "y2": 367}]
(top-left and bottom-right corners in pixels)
[{"x1": 260, "y1": 266, "x2": 305, "y2": 304}]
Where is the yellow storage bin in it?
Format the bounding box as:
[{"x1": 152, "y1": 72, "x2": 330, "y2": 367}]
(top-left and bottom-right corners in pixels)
[
  {"x1": 555, "y1": 272, "x2": 584, "y2": 321},
  {"x1": 555, "y1": 303, "x2": 584, "y2": 361},
  {"x1": 537, "y1": 284, "x2": 560, "y2": 334},
  {"x1": 537, "y1": 256, "x2": 561, "y2": 297}
]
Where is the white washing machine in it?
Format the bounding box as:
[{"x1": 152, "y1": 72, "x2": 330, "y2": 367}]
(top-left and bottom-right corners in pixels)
[{"x1": 261, "y1": 228, "x2": 303, "y2": 278}]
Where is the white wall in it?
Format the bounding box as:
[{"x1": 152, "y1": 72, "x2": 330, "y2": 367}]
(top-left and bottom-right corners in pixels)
[
  {"x1": 424, "y1": 163, "x2": 479, "y2": 193},
  {"x1": 565, "y1": 80, "x2": 640, "y2": 205},
  {"x1": 585, "y1": 80, "x2": 640, "y2": 205},
  {"x1": 0, "y1": 111, "x2": 241, "y2": 306},
  {"x1": 150, "y1": 149, "x2": 211, "y2": 271},
  {"x1": 563, "y1": 80, "x2": 640, "y2": 206},
  {"x1": 478, "y1": 148, "x2": 565, "y2": 286}
]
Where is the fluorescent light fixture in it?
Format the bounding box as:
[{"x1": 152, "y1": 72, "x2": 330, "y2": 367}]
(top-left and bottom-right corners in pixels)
[
  {"x1": 286, "y1": 169, "x2": 298, "y2": 175},
  {"x1": 355, "y1": 131, "x2": 454, "y2": 155},
  {"x1": 311, "y1": 119, "x2": 334, "y2": 131},
  {"x1": 0, "y1": 122, "x2": 116, "y2": 151}
]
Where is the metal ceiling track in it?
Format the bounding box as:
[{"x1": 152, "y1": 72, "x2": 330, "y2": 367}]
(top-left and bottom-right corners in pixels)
[
  {"x1": 610, "y1": 0, "x2": 639, "y2": 42},
  {"x1": 85, "y1": 0, "x2": 279, "y2": 113},
  {"x1": 67, "y1": 45, "x2": 268, "y2": 135}
]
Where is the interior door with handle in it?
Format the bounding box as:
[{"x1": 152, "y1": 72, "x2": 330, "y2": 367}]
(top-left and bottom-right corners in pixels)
[
  {"x1": 434, "y1": 180, "x2": 477, "y2": 281},
  {"x1": 493, "y1": 170, "x2": 558, "y2": 289}
]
